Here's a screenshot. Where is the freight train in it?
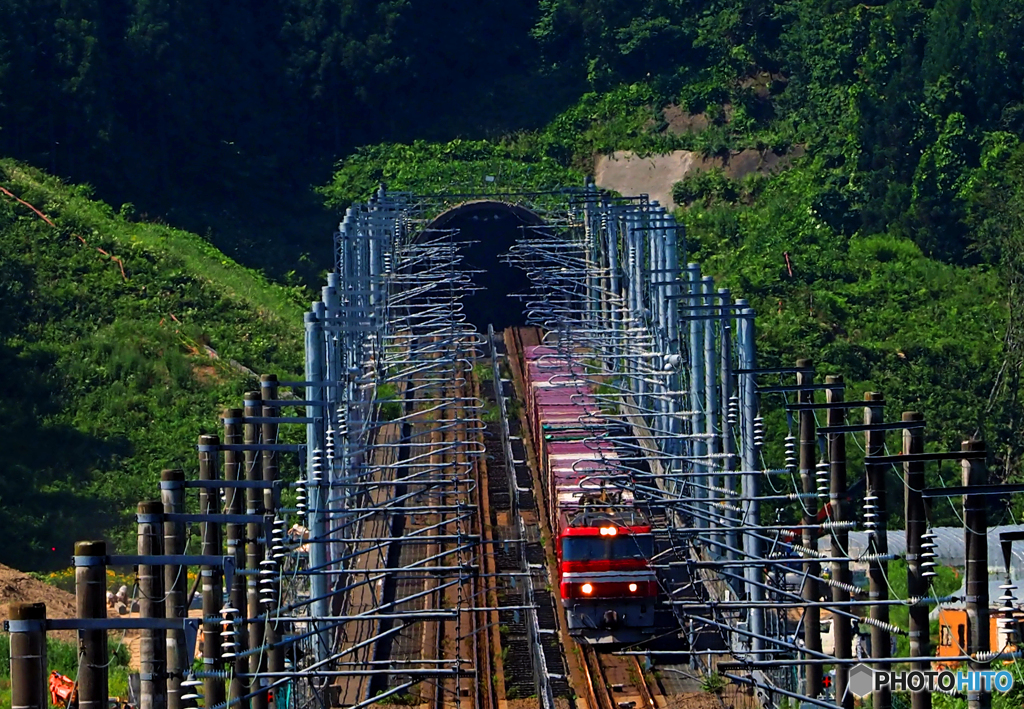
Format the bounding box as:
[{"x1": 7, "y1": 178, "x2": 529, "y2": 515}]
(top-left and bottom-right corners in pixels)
[{"x1": 522, "y1": 344, "x2": 659, "y2": 646}]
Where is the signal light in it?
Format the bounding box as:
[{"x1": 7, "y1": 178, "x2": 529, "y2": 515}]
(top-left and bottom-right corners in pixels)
[
  {"x1": 629, "y1": 583, "x2": 638, "y2": 592},
  {"x1": 581, "y1": 583, "x2": 593, "y2": 595},
  {"x1": 599, "y1": 526, "x2": 618, "y2": 536}
]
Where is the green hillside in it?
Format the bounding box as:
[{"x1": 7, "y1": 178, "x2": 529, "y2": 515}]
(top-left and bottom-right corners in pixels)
[
  {"x1": 0, "y1": 160, "x2": 306, "y2": 570},
  {"x1": 3, "y1": 0, "x2": 1024, "y2": 549}
]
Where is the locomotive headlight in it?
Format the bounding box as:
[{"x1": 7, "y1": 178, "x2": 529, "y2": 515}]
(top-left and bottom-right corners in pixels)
[
  {"x1": 629, "y1": 583, "x2": 638, "y2": 593},
  {"x1": 581, "y1": 583, "x2": 594, "y2": 595},
  {"x1": 599, "y1": 526, "x2": 618, "y2": 536}
]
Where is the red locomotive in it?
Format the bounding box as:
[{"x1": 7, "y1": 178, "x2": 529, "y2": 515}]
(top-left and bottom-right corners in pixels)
[{"x1": 523, "y1": 345, "x2": 658, "y2": 645}]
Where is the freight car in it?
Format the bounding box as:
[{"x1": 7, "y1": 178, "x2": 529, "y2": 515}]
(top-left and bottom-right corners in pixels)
[{"x1": 523, "y1": 344, "x2": 659, "y2": 646}]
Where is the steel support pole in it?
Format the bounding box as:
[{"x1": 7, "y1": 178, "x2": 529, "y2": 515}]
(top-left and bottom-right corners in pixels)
[
  {"x1": 864, "y1": 392, "x2": 890, "y2": 709},
  {"x1": 75, "y1": 541, "x2": 108, "y2": 709},
  {"x1": 720, "y1": 289, "x2": 739, "y2": 565},
  {"x1": 244, "y1": 391, "x2": 268, "y2": 709},
  {"x1": 689, "y1": 263, "x2": 706, "y2": 530},
  {"x1": 305, "y1": 305, "x2": 329, "y2": 665},
  {"x1": 322, "y1": 278, "x2": 344, "y2": 598},
  {"x1": 963, "y1": 439, "x2": 990, "y2": 709},
  {"x1": 139, "y1": 499, "x2": 167, "y2": 709},
  {"x1": 607, "y1": 205, "x2": 621, "y2": 367},
  {"x1": 631, "y1": 215, "x2": 645, "y2": 410},
  {"x1": 903, "y1": 412, "x2": 930, "y2": 709},
  {"x1": 223, "y1": 407, "x2": 249, "y2": 709},
  {"x1": 665, "y1": 213, "x2": 679, "y2": 349},
  {"x1": 161, "y1": 470, "x2": 188, "y2": 709},
  {"x1": 703, "y1": 276, "x2": 720, "y2": 554},
  {"x1": 198, "y1": 434, "x2": 226, "y2": 708},
  {"x1": 655, "y1": 209, "x2": 667, "y2": 337},
  {"x1": 369, "y1": 199, "x2": 382, "y2": 315},
  {"x1": 653, "y1": 213, "x2": 668, "y2": 440},
  {"x1": 826, "y1": 377, "x2": 852, "y2": 709},
  {"x1": 587, "y1": 190, "x2": 601, "y2": 330},
  {"x1": 8, "y1": 602, "x2": 47, "y2": 709},
  {"x1": 738, "y1": 304, "x2": 764, "y2": 658},
  {"x1": 797, "y1": 360, "x2": 822, "y2": 698}
]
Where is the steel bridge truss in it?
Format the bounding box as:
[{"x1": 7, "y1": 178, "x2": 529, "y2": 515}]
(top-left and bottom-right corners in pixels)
[
  {"x1": 303, "y1": 184, "x2": 938, "y2": 708},
  {"x1": 295, "y1": 189, "x2": 493, "y2": 709},
  {"x1": 503, "y1": 186, "x2": 799, "y2": 695}
]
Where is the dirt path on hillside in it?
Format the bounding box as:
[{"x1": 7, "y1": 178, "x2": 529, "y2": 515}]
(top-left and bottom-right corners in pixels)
[{"x1": 0, "y1": 564, "x2": 78, "y2": 643}]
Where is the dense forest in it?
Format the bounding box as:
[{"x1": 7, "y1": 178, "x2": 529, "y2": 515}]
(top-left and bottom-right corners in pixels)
[{"x1": 3, "y1": 0, "x2": 1024, "y2": 564}]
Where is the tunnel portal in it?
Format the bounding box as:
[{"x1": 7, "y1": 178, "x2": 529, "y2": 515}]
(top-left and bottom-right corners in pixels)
[{"x1": 427, "y1": 200, "x2": 542, "y2": 333}]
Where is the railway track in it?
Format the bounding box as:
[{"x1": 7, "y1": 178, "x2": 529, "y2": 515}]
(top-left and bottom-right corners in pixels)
[
  {"x1": 505, "y1": 326, "x2": 663, "y2": 709},
  {"x1": 332, "y1": 312, "x2": 487, "y2": 708},
  {"x1": 581, "y1": 646, "x2": 657, "y2": 709},
  {"x1": 480, "y1": 326, "x2": 573, "y2": 707}
]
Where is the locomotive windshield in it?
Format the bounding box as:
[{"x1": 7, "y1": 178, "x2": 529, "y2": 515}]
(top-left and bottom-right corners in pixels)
[{"x1": 562, "y1": 534, "x2": 654, "y2": 561}]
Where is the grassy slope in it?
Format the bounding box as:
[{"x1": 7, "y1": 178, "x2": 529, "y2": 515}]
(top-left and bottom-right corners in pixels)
[
  {"x1": 0, "y1": 159, "x2": 307, "y2": 570},
  {"x1": 675, "y1": 158, "x2": 1011, "y2": 528}
]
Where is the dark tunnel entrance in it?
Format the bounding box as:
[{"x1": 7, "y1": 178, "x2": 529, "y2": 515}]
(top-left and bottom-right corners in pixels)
[{"x1": 427, "y1": 200, "x2": 543, "y2": 333}]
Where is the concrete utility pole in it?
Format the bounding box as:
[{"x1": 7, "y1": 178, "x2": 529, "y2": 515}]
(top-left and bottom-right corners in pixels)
[
  {"x1": 826, "y1": 377, "x2": 852, "y2": 709},
  {"x1": 139, "y1": 500, "x2": 167, "y2": 709},
  {"x1": 244, "y1": 391, "x2": 269, "y2": 709},
  {"x1": 8, "y1": 602, "x2": 47, "y2": 709},
  {"x1": 161, "y1": 470, "x2": 188, "y2": 709},
  {"x1": 797, "y1": 360, "x2": 822, "y2": 698},
  {"x1": 262, "y1": 374, "x2": 284, "y2": 686},
  {"x1": 198, "y1": 434, "x2": 226, "y2": 707},
  {"x1": 223, "y1": 407, "x2": 249, "y2": 709},
  {"x1": 864, "y1": 393, "x2": 890, "y2": 709},
  {"x1": 963, "y1": 440, "x2": 990, "y2": 709},
  {"x1": 76, "y1": 540, "x2": 108, "y2": 709},
  {"x1": 903, "y1": 413, "x2": 931, "y2": 709}
]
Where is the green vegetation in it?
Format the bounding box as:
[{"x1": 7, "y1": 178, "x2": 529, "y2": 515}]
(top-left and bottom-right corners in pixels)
[
  {"x1": 473, "y1": 361, "x2": 494, "y2": 383},
  {"x1": 4, "y1": 0, "x2": 1024, "y2": 569},
  {"x1": 480, "y1": 402, "x2": 502, "y2": 423},
  {"x1": 0, "y1": 161, "x2": 304, "y2": 569},
  {"x1": 877, "y1": 560, "x2": 960, "y2": 659},
  {"x1": 930, "y1": 663, "x2": 1024, "y2": 708},
  {"x1": 376, "y1": 382, "x2": 403, "y2": 422},
  {"x1": 700, "y1": 671, "x2": 727, "y2": 693},
  {"x1": 0, "y1": 634, "x2": 132, "y2": 708}
]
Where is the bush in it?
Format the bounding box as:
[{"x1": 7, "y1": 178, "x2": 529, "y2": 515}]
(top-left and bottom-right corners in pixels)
[
  {"x1": 673, "y1": 169, "x2": 739, "y2": 205},
  {"x1": 0, "y1": 635, "x2": 130, "y2": 678}
]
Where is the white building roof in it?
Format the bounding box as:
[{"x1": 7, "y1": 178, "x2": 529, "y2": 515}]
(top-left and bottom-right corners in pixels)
[{"x1": 814, "y1": 524, "x2": 1024, "y2": 578}]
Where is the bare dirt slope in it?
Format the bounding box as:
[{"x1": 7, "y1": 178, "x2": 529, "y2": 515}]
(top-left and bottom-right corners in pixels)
[
  {"x1": 595, "y1": 151, "x2": 709, "y2": 210},
  {"x1": 0, "y1": 564, "x2": 78, "y2": 642},
  {"x1": 594, "y1": 147, "x2": 805, "y2": 210}
]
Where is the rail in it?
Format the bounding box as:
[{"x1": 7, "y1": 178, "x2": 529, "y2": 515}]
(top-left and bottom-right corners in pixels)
[{"x1": 490, "y1": 323, "x2": 557, "y2": 709}]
